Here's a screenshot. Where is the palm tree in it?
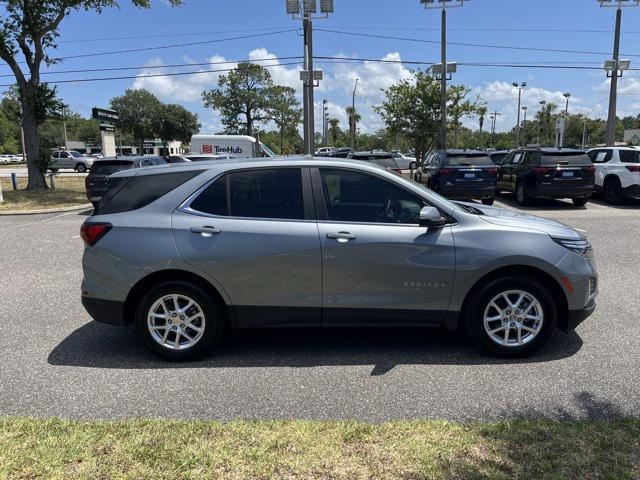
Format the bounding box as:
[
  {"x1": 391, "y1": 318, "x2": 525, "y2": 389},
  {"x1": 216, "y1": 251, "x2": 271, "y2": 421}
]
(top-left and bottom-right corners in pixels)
[
  {"x1": 328, "y1": 118, "x2": 340, "y2": 146},
  {"x1": 477, "y1": 105, "x2": 488, "y2": 148},
  {"x1": 346, "y1": 106, "x2": 361, "y2": 148}
]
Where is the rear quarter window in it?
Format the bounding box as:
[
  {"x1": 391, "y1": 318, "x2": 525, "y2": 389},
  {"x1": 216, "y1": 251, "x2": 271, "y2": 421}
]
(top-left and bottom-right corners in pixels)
[
  {"x1": 619, "y1": 150, "x2": 639, "y2": 163},
  {"x1": 96, "y1": 170, "x2": 204, "y2": 215}
]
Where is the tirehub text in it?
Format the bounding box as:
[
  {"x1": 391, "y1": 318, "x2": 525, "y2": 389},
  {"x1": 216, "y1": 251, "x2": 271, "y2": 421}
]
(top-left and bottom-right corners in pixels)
[{"x1": 202, "y1": 145, "x2": 244, "y2": 154}]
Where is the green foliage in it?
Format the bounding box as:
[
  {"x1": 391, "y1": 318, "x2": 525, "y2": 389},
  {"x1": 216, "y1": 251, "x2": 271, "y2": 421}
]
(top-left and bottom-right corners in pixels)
[
  {"x1": 110, "y1": 89, "x2": 162, "y2": 148},
  {"x1": 266, "y1": 85, "x2": 302, "y2": 153},
  {"x1": 153, "y1": 103, "x2": 200, "y2": 151},
  {"x1": 447, "y1": 85, "x2": 479, "y2": 148},
  {"x1": 202, "y1": 62, "x2": 274, "y2": 136}
]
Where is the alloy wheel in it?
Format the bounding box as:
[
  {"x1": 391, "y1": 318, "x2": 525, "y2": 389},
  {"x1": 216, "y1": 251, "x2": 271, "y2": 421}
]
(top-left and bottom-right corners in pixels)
[
  {"x1": 147, "y1": 294, "x2": 206, "y2": 350},
  {"x1": 483, "y1": 290, "x2": 544, "y2": 347}
]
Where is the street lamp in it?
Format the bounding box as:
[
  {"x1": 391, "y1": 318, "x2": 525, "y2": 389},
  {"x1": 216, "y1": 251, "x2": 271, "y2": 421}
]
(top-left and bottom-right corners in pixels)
[
  {"x1": 521, "y1": 106, "x2": 528, "y2": 146},
  {"x1": 350, "y1": 78, "x2": 359, "y2": 150},
  {"x1": 563, "y1": 92, "x2": 571, "y2": 115},
  {"x1": 512, "y1": 82, "x2": 526, "y2": 147},
  {"x1": 286, "y1": 0, "x2": 333, "y2": 154},
  {"x1": 598, "y1": 0, "x2": 639, "y2": 146},
  {"x1": 538, "y1": 100, "x2": 546, "y2": 145},
  {"x1": 420, "y1": 0, "x2": 469, "y2": 151},
  {"x1": 322, "y1": 99, "x2": 328, "y2": 146}
]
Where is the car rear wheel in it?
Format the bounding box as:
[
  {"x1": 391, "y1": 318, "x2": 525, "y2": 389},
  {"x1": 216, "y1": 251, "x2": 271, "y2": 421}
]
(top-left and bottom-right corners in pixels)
[
  {"x1": 572, "y1": 197, "x2": 588, "y2": 207},
  {"x1": 409, "y1": 161, "x2": 417, "y2": 170},
  {"x1": 516, "y1": 182, "x2": 531, "y2": 206},
  {"x1": 481, "y1": 198, "x2": 495, "y2": 206},
  {"x1": 603, "y1": 177, "x2": 623, "y2": 205},
  {"x1": 76, "y1": 164, "x2": 87, "y2": 173},
  {"x1": 135, "y1": 281, "x2": 226, "y2": 360},
  {"x1": 464, "y1": 276, "x2": 557, "y2": 357}
]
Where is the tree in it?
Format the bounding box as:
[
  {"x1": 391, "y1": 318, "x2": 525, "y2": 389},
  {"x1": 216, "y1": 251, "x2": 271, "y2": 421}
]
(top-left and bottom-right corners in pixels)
[
  {"x1": 266, "y1": 85, "x2": 302, "y2": 154},
  {"x1": 0, "y1": 0, "x2": 182, "y2": 190},
  {"x1": 375, "y1": 70, "x2": 441, "y2": 163},
  {"x1": 447, "y1": 85, "x2": 477, "y2": 148},
  {"x1": 328, "y1": 118, "x2": 340, "y2": 146},
  {"x1": 110, "y1": 89, "x2": 162, "y2": 154},
  {"x1": 202, "y1": 62, "x2": 274, "y2": 137},
  {"x1": 476, "y1": 104, "x2": 488, "y2": 148},
  {"x1": 153, "y1": 103, "x2": 200, "y2": 156},
  {"x1": 346, "y1": 106, "x2": 361, "y2": 148}
]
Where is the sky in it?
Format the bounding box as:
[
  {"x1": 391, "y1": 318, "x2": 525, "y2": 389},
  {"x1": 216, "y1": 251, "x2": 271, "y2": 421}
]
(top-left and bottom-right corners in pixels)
[{"x1": 3, "y1": 0, "x2": 640, "y2": 135}]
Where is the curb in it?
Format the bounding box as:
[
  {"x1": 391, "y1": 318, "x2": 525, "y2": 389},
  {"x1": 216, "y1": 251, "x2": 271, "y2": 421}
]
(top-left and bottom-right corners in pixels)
[{"x1": 0, "y1": 203, "x2": 93, "y2": 216}]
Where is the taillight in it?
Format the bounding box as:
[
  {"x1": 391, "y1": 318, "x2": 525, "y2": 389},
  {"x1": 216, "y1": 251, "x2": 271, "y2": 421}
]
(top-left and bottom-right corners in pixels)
[
  {"x1": 80, "y1": 222, "x2": 112, "y2": 246},
  {"x1": 532, "y1": 167, "x2": 555, "y2": 174},
  {"x1": 485, "y1": 167, "x2": 498, "y2": 174},
  {"x1": 583, "y1": 165, "x2": 596, "y2": 173},
  {"x1": 626, "y1": 165, "x2": 640, "y2": 173},
  {"x1": 439, "y1": 168, "x2": 454, "y2": 175}
]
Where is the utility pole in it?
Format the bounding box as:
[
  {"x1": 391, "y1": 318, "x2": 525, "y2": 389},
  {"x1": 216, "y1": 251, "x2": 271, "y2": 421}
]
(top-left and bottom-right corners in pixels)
[
  {"x1": 521, "y1": 106, "x2": 528, "y2": 146},
  {"x1": 490, "y1": 110, "x2": 501, "y2": 148},
  {"x1": 420, "y1": 0, "x2": 468, "y2": 151},
  {"x1": 563, "y1": 92, "x2": 571, "y2": 115},
  {"x1": 322, "y1": 99, "x2": 328, "y2": 146},
  {"x1": 538, "y1": 100, "x2": 546, "y2": 145},
  {"x1": 598, "y1": 0, "x2": 638, "y2": 146},
  {"x1": 350, "y1": 78, "x2": 359, "y2": 150},
  {"x1": 512, "y1": 82, "x2": 526, "y2": 147},
  {"x1": 304, "y1": 18, "x2": 315, "y2": 154}
]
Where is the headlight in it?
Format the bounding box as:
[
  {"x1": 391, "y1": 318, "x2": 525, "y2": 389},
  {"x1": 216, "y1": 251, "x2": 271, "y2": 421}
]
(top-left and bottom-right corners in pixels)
[{"x1": 552, "y1": 237, "x2": 593, "y2": 258}]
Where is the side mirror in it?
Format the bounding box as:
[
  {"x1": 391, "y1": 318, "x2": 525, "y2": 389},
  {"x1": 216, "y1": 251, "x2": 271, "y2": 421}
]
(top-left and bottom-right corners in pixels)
[{"x1": 419, "y1": 206, "x2": 447, "y2": 228}]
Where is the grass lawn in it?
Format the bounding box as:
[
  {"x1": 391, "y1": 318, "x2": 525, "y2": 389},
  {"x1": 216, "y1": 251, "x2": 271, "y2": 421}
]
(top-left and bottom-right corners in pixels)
[
  {"x1": 0, "y1": 163, "x2": 26, "y2": 169},
  {"x1": 0, "y1": 176, "x2": 88, "y2": 212},
  {"x1": 1, "y1": 418, "x2": 639, "y2": 479}
]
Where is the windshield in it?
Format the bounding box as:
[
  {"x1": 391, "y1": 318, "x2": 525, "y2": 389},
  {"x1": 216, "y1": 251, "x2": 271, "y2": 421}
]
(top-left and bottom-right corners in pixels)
[
  {"x1": 69, "y1": 151, "x2": 84, "y2": 158},
  {"x1": 445, "y1": 154, "x2": 493, "y2": 166},
  {"x1": 541, "y1": 153, "x2": 591, "y2": 166}
]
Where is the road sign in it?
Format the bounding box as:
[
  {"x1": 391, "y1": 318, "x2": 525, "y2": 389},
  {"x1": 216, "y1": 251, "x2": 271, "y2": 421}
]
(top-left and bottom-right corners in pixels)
[
  {"x1": 99, "y1": 124, "x2": 115, "y2": 133},
  {"x1": 92, "y1": 107, "x2": 119, "y2": 122}
]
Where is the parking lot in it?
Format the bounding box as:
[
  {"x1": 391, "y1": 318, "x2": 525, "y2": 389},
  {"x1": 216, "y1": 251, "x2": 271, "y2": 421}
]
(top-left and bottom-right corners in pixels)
[{"x1": 1, "y1": 195, "x2": 639, "y2": 422}]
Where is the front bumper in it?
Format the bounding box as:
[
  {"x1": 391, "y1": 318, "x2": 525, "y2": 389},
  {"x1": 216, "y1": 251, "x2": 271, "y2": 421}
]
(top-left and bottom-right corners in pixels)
[
  {"x1": 559, "y1": 299, "x2": 596, "y2": 333},
  {"x1": 81, "y1": 295, "x2": 127, "y2": 326}
]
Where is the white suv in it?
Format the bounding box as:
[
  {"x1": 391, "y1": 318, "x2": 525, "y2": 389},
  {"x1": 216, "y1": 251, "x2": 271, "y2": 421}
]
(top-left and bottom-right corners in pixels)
[{"x1": 587, "y1": 147, "x2": 640, "y2": 204}]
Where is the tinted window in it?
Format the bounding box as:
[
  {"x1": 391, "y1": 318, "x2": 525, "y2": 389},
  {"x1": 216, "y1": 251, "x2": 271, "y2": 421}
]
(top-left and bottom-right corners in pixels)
[
  {"x1": 541, "y1": 153, "x2": 591, "y2": 166},
  {"x1": 320, "y1": 168, "x2": 424, "y2": 224},
  {"x1": 228, "y1": 168, "x2": 304, "y2": 220},
  {"x1": 370, "y1": 158, "x2": 398, "y2": 168},
  {"x1": 97, "y1": 171, "x2": 204, "y2": 215},
  {"x1": 90, "y1": 161, "x2": 133, "y2": 175},
  {"x1": 619, "y1": 150, "x2": 639, "y2": 163},
  {"x1": 490, "y1": 153, "x2": 508, "y2": 165},
  {"x1": 189, "y1": 175, "x2": 228, "y2": 216},
  {"x1": 445, "y1": 154, "x2": 493, "y2": 166},
  {"x1": 69, "y1": 151, "x2": 83, "y2": 158}
]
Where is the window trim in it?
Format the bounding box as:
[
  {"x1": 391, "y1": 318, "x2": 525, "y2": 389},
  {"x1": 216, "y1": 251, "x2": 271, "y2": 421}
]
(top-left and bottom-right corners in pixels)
[{"x1": 179, "y1": 166, "x2": 315, "y2": 223}]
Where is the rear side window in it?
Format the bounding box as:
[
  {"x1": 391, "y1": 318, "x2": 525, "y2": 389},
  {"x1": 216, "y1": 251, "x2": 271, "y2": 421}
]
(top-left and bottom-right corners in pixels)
[
  {"x1": 445, "y1": 154, "x2": 493, "y2": 166},
  {"x1": 90, "y1": 161, "x2": 133, "y2": 175},
  {"x1": 97, "y1": 171, "x2": 203, "y2": 215},
  {"x1": 619, "y1": 150, "x2": 639, "y2": 163},
  {"x1": 541, "y1": 153, "x2": 591, "y2": 166}
]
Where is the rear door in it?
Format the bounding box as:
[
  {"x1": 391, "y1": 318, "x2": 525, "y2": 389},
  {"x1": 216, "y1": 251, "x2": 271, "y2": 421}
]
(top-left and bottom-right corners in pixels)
[
  {"x1": 538, "y1": 152, "x2": 594, "y2": 189},
  {"x1": 87, "y1": 161, "x2": 133, "y2": 201},
  {"x1": 172, "y1": 167, "x2": 322, "y2": 328},
  {"x1": 442, "y1": 153, "x2": 497, "y2": 189},
  {"x1": 312, "y1": 167, "x2": 455, "y2": 326}
]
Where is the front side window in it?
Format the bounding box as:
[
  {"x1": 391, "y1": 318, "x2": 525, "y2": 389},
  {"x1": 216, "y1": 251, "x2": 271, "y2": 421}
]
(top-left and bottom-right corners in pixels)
[
  {"x1": 319, "y1": 168, "x2": 424, "y2": 224},
  {"x1": 511, "y1": 152, "x2": 523, "y2": 164}
]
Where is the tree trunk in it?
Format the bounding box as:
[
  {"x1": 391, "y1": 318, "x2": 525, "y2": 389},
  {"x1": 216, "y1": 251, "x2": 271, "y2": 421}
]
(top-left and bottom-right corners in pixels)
[
  {"x1": 479, "y1": 125, "x2": 483, "y2": 148},
  {"x1": 279, "y1": 126, "x2": 284, "y2": 155},
  {"x1": 21, "y1": 93, "x2": 47, "y2": 191}
]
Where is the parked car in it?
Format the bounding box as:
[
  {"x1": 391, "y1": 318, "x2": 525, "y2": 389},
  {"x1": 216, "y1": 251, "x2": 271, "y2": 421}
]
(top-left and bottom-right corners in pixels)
[
  {"x1": 390, "y1": 152, "x2": 418, "y2": 170},
  {"x1": 85, "y1": 156, "x2": 166, "y2": 207},
  {"x1": 80, "y1": 157, "x2": 597, "y2": 360},
  {"x1": 315, "y1": 146, "x2": 337, "y2": 157},
  {"x1": 329, "y1": 147, "x2": 353, "y2": 158},
  {"x1": 495, "y1": 148, "x2": 595, "y2": 206},
  {"x1": 421, "y1": 150, "x2": 498, "y2": 205},
  {"x1": 587, "y1": 147, "x2": 640, "y2": 204},
  {"x1": 0, "y1": 155, "x2": 11, "y2": 164},
  {"x1": 166, "y1": 155, "x2": 193, "y2": 164},
  {"x1": 347, "y1": 151, "x2": 402, "y2": 171},
  {"x1": 50, "y1": 150, "x2": 96, "y2": 173}
]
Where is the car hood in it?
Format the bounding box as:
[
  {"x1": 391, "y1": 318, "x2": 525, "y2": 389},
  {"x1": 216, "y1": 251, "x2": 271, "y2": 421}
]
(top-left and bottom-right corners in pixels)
[{"x1": 459, "y1": 202, "x2": 584, "y2": 240}]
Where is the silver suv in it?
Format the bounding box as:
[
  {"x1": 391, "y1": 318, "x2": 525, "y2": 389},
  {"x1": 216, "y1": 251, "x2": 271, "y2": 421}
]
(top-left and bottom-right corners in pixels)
[
  {"x1": 50, "y1": 150, "x2": 95, "y2": 173},
  {"x1": 80, "y1": 158, "x2": 598, "y2": 360}
]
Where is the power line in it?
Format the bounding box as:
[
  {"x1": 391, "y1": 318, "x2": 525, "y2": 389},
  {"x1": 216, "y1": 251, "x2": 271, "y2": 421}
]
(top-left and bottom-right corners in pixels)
[{"x1": 315, "y1": 28, "x2": 640, "y2": 58}]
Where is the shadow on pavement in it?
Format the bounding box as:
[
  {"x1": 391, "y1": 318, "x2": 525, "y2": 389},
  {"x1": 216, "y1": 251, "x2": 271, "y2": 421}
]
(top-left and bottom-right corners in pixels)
[
  {"x1": 49, "y1": 321, "x2": 583, "y2": 374},
  {"x1": 497, "y1": 192, "x2": 640, "y2": 211}
]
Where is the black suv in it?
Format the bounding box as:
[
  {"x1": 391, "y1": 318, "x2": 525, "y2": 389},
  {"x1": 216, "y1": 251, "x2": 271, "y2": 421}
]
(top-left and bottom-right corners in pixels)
[
  {"x1": 421, "y1": 150, "x2": 498, "y2": 205},
  {"x1": 495, "y1": 148, "x2": 595, "y2": 206},
  {"x1": 86, "y1": 156, "x2": 166, "y2": 207}
]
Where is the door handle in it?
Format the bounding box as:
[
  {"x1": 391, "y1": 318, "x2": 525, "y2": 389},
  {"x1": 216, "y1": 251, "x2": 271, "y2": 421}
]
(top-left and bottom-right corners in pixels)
[
  {"x1": 326, "y1": 231, "x2": 357, "y2": 242},
  {"x1": 190, "y1": 226, "x2": 221, "y2": 237}
]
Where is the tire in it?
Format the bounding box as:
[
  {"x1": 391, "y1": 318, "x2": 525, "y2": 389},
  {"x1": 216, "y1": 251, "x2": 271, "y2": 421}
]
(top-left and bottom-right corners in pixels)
[
  {"x1": 572, "y1": 197, "x2": 588, "y2": 207},
  {"x1": 481, "y1": 198, "x2": 495, "y2": 206},
  {"x1": 463, "y1": 275, "x2": 557, "y2": 357},
  {"x1": 75, "y1": 164, "x2": 87, "y2": 173},
  {"x1": 516, "y1": 181, "x2": 532, "y2": 206},
  {"x1": 135, "y1": 281, "x2": 226, "y2": 360},
  {"x1": 603, "y1": 177, "x2": 623, "y2": 205},
  {"x1": 409, "y1": 161, "x2": 417, "y2": 170}
]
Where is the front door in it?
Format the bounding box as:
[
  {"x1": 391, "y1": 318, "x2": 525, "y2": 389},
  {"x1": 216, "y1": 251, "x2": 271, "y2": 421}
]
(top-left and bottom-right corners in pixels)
[
  {"x1": 172, "y1": 167, "x2": 322, "y2": 328},
  {"x1": 312, "y1": 167, "x2": 455, "y2": 326}
]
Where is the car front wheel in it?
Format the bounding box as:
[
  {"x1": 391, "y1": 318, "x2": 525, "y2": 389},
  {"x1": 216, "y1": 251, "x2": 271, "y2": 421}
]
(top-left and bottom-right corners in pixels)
[
  {"x1": 464, "y1": 276, "x2": 557, "y2": 357},
  {"x1": 135, "y1": 281, "x2": 226, "y2": 360},
  {"x1": 76, "y1": 164, "x2": 87, "y2": 173},
  {"x1": 603, "y1": 178, "x2": 623, "y2": 205},
  {"x1": 516, "y1": 182, "x2": 531, "y2": 206}
]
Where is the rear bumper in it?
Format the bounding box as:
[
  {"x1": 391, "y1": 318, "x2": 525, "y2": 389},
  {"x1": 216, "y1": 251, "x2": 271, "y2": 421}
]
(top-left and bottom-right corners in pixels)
[
  {"x1": 622, "y1": 184, "x2": 640, "y2": 198},
  {"x1": 81, "y1": 295, "x2": 127, "y2": 326},
  {"x1": 559, "y1": 300, "x2": 596, "y2": 333},
  {"x1": 438, "y1": 186, "x2": 495, "y2": 199},
  {"x1": 532, "y1": 184, "x2": 593, "y2": 199}
]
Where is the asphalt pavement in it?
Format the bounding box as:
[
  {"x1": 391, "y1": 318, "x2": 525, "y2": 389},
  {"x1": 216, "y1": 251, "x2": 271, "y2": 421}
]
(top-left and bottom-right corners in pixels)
[{"x1": 1, "y1": 195, "x2": 639, "y2": 421}]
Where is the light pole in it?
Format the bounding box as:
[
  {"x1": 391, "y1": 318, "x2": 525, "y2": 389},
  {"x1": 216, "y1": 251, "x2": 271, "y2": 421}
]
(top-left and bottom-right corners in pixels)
[
  {"x1": 322, "y1": 99, "x2": 328, "y2": 146},
  {"x1": 420, "y1": 0, "x2": 468, "y2": 151},
  {"x1": 490, "y1": 110, "x2": 501, "y2": 148},
  {"x1": 563, "y1": 92, "x2": 571, "y2": 115},
  {"x1": 512, "y1": 82, "x2": 526, "y2": 147},
  {"x1": 538, "y1": 100, "x2": 546, "y2": 145},
  {"x1": 350, "y1": 78, "x2": 359, "y2": 150},
  {"x1": 598, "y1": 0, "x2": 638, "y2": 146},
  {"x1": 521, "y1": 106, "x2": 528, "y2": 146},
  {"x1": 286, "y1": 0, "x2": 333, "y2": 154},
  {"x1": 582, "y1": 117, "x2": 588, "y2": 149}
]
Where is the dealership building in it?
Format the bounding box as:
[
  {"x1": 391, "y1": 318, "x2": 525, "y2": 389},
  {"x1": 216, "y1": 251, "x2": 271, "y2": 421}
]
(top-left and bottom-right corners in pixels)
[{"x1": 67, "y1": 139, "x2": 188, "y2": 157}]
